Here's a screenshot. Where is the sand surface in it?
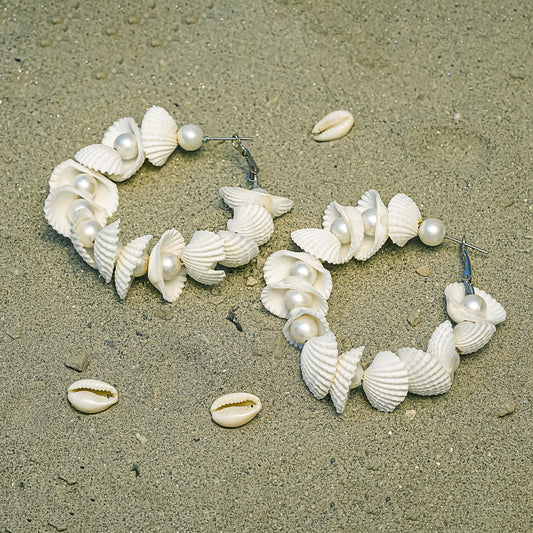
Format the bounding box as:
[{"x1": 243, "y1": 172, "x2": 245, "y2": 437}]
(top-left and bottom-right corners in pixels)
[{"x1": 1, "y1": 1, "x2": 531, "y2": 531}]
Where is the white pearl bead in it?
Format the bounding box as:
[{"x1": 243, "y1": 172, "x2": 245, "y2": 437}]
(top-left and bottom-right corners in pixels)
[
  {"x1": 288, "y1": 261, "x2": 317, "y2": 285},
  {"x1": 132, "y1": 253, "x2": 149, "y2": 278},
  {"x1": 289, "y1": 316, "x2": 319, "y2": 344},
  {"x1": 161, "y1": 253, "x2": 180, "y2": 280},
  {"x1": 113, "y1": 133, "x2": 138, "y2": 160},
  {"x1": 77, "y1": 219, "x2": 102, "y2": 248},
  {"x1": 71, "y1": 199, "x2": 93, "y2": 216},
  {"x1": 461, "y1": 294, "x2": 487, "y2": 318},
  {"x1": 361, "y1": 208, "x2": 377, "y2": 236},
  {"x1": 178, "y1": 124, "x2": 204, "y2": 151},
  {"x1": 74, "y1": 174, "x2": 97, "y2": 197},
  {"x1": 330, "y1": 217, "x2": 351, "y2": 244},
  {"x1": 284, "y1": 289, "x2": 313, "y2": 312},
  {"x1": 418, "y1": 218, "x2": 446, "y2": 246}
]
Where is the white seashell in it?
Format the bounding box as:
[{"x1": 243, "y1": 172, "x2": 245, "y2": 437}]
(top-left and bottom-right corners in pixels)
[
  {"x1": 227, "y1": 203, "x2": 274, "y2": 246},
  {"x1": 387, "y1": 193, "x2": 422, "y2": 247},
  {"x1": 453, "y1": 320, "x2": 496, "y2": 355},
  {"x1": 362, "y1": 351, "x2": 409, "y2": 412},
  {"x1": 354, "y1": 189, "x2": 389, "y2": 261},
  {"x1": 49, "y1": 159, "x2": 119, "y2": 216},
  {"x1": 115, "y1": 234, "x2": 153, "y2": 299},
  {"x1": 445, "y1": 282, "x2": 506, "y2": 325},
  {"x1": 93, "y1": 219, "x2": 120, "y2": 283},
  {"x1": 210, "y1": 392, "x2": 262, "y2": 428},
  {"x1": 397, "y1": 347, "x2": 452, "y2": 396},
  {"x1": 329, "y1": 346, "x2": 364, "y2": 414},
  {"x1": 291, "y1": 228, "x2": 343, "y2": 264},
  {"x1": 180, "y1": 230, "x2": 226, "y2": 285},
  {"x1": 148, "y1": 228, "x2": 187, "y2": 302},
  {"x1": 263, "y1": 250, "x2": 333, "y2": 300},
  {"x1": 69, "y1": 208, "x2": 99, "y2": 268},
  {"x1": 101, "y1": 117, "x2": 145, "y2": 182},
  {"x1": 261, "y1": 279, "x2": 328, "y2": 319},
  {"x1": 67, "y1": 379, "x2": 118, "y2": 414},
  {"x1": 282, "y1": 307, "x2": 330, "y2": 348},
  {"x1": 140, "y1": 105, "x2": 178, "y2": 166},
  {"x1": 300, "y1": 331, "x2": 339, "y2": 400},
  {"x1": 312, "y1": 110, "x2": 354, "y2": 142},
  {"x1": 217, "y1": 230, "x2": 259, "y2": 268},
  {"x1": 75, "y1": 144, "x2": 126, "y2": 178},
  {"x1": 427, "y1": 321, "x2": 459, "y2": 377},
  {"x1": 219, "y1": 186, "x2": 294, "y2": 218}
]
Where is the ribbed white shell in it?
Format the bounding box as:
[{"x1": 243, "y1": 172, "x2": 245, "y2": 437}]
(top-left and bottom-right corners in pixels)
[
  {"x1": 445, "y1": 283, "x2": 506, "y2": 325},
  {"x1": 282, "y1": 307, "x2": 330, "y2": 348},
  {"x1": 323, "y1": 202, "x2": 365, "y2": 262},
  {"x1": 217, "y1": 230, "x2": 259, "y2": 267},
  {"x1": 219, "y1": 186, "x2": 294, "y2": 218},
  {"x1": 67, "y1": 379, "x2": 118, "y2": 414},
  {"x1": 140, "y1": 106, "x2": 178, "y2": 166},
  {"x1": 69, "y1": 209, "x2": 97, "y2": 268},
  {"x1": 387, "y1": 193, "x2": 422, "y2": 247},
  {"x1": 354, "y1": 189, "x2": 389, "y2": 261},
  {"x1": 427, "y1": 321, "x2": 459, "y2": 377},
  {"x1": 75, "y1": 144, "x2": 126, "y2": 178},
  {"x1": 300, "y1": 331, "x2": 339, "y2": 400},
  {"x1": 93, "y1": 219, "x2": 120, "y2": 283},
  {"x1": 397, "y1": 347, "x2": 452, "y2": 396},
  {"x1": 148, "y1": 228, "x2": 187, "y2": 302},
  {"x1": 291, "y1": 228, "x2": 343, "y2": 264},
  {"x1": 453, "y1": 320, "x2": 496, "y2": 355},
  {"x1": 180, "y1": 230, "x2": 226, "y2": 285},
  {"x1": 226, "y1": 203, "x2": 274, "y2": 245},
  {"x1": 115, "y1": 234, "x2": 152, "y2": 299},
  {"x1": 330, "y1": 346, "x2": 364, "y2": 414},
  {"x1": 362, "y1": 351, "x2": 409, "y2": 412}
]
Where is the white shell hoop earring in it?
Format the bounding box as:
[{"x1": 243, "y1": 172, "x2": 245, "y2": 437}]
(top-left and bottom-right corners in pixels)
[
  {"x1": 261, "y1": 190, "x2": 506, "y2": 414},
  {"x1": 44, "y1": 106, "x2": 294, "y2": 302}
]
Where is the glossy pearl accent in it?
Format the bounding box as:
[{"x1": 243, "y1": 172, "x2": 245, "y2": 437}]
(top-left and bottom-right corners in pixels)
[
  {"x1": 361, "y1": 208, "x2": 377, "y2": 236},
  {"x1": 77, "y1": 219, "x2": 102, "y2": 248},
  {"x1": 284, "y1": 289, "x2": 313, "y2": 312},
  {"x1": 113, "y1": 132, "x2": 138, "y2": 160},
  {"x1": 161, "y1": 253, "x2": 180, "y2": 280},
  {"x1": 178, "y1": 124, "x2": 203, "y2": 151},
  {"x1": 288, "y1": 261, "x2": 318, "y2": 285},
  {"x1": 71, "y1": 198, "x2": 93, "y2": 216},
  {"x1": 461, "y1": 294, "x2": 487, "y2": 318},
  {"x1": 132, "y1": 253, "x2": 150, "y2": 278},
  {"x1": 289, "y1": 316, "x2": 319, "y2": 345},
  {"x1": 74, "y1": 174, "x2": 97, "y2": 197},
  {"x1": 418, "y1": 218, "x2": 446, "y2": 246},
  {"x1": 330, "y1": 217, "x2": 351, "y2": 244}
]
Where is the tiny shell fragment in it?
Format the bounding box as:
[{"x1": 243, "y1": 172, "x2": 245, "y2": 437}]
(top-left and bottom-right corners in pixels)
[
  {"x1": 312, "y1": 110, "x2": 354, "y2": 141},
  {"x1": 210, "y1": 392, "x2": 261, "y2": 428},
  {"x1": 67, "y1": 379, "x2": 118, "y2": 414}
]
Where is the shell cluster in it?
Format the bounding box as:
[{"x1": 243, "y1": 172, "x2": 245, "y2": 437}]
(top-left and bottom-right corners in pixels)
[{"x1": 44, "y1": 106, "x2": 293, "y2": 302}]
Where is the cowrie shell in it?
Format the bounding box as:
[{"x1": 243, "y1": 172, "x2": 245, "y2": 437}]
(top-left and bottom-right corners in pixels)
[
  {"x1": 210, "y1": 392, "x2": 262, "y2": 428},
  {"x1": 312, "y1": 110, "x2": 354, "y2": 141},
  {"x1": 67, "y1": 379, "x2": 118, "y2": 414}
]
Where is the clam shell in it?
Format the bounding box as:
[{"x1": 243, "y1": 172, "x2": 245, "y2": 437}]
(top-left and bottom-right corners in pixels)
[
  {"x1": 322, "y1": 202, "x2": 365, "y2": 262},
  {"x1": 263, "y1": 250, "x2": 333, "y2": 300},
  {"x1": 427, "y1": 320, "x2": 459, "y2": 377},
  {"x1": 210, "y1": 392, "x2": 261, "y2": 428},
  {"x1": 67, "y1": 379, "x2": 118, "y2": 414},
  {"x1": 219, "y1": 186, "x2": 294, "y2": 218},
  {"x1": 115, "y1": 234, "x2": 153, "y2": 299},
  {"x1": 69, "y1": 209, "x2": 97, "y2": 268},
  {"x1": 140, "y1": 105, "x2": 178, "y2": 166},
  {"x1": 291, "y1": 228, "x2": 343, "y2": 264},
  {"x1": 93, "y1": 219, "x2": 120, "y2": 283},
  {"x1": 49, "y1": 159, "x2": 119, "y2": 216},
  {"x1": 453, "y1": 320, "x2": 496, "y2": 355},
  {"x1": 330, "y1": 346, "x2": 364, "y2": 414},
  {"x1": 397, "y1": 347, "x2": 452, "y2": 396},
  {"x1": 362, "y1": 351, "x2": 409, "y2": 412},
  {"x1": 148, "y1": 228, "x2": 187, "y2": 302},
  {"x1": 387, "y1": 193, "x2": 422, "y2": 247},
  {"x1": 180, "y1": 230, "x2": 226, "y2": 285},
  {"x1": 445, "y1": 282, "x2": 506, "y2": 325},
  {"x1": 217, "y1": 230, "x2": 259, "y2": 268},
  {"x1": 75, "y1": 144, "x2": 126, "y2": 178},
  {"x1": 312, "y1": 110, "x2": 354, "y2": 141},
  {"x1": 354, "y1": 189, "x2": 389, "y2": 261},
  {"x1": 226, "y1": 203, "x2": 274, "y2": 246},
  {"x1": 300, "y1": 331, "x2": 339, "y2": 400},
  {"x1": 282, "y1": 307, "x2": 330, "y2": 348}
]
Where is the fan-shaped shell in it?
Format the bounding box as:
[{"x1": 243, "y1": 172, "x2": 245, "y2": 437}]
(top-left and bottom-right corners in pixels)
[
  {"x1": 397, "y1": 347, "x2": 452, "y2": 396},
  {"x1": 291, "y1": 228, "x2": 343, "y2": 264},
  {"x1": 362, "y1": 351, "x2": 409, "y2": 412},
  {"x1": 300, "y1": 331, "x2": 339, "y2": 400},
  {"x1": 67, "y1": 379, "x2": 118, "y2": 414},
  {"x1": 453, "y1": 320, "x2": 496, "y2": 355},
  {"x1": 180, "y1": 230, "x2": 226, "y2": 285},
  {"x1": 140, "y1": 106, "x2": 178, "y2": 166},
  {"x1": 445, "y1": 282, "x2": 506, "y2": 325},
  {"x1": 226, "y1": 203, "x2": 274, "y2": 246},
  {"x1": 210, "y1": 392, "x2": 262, "y2": 428},
  {"x1": 263, "y1": 250, "x2": 332, "y2": 300},
  {"x1": 427, "y1": 320, "x2": 459, "y2": 377},
  {"x1": 330, "y1": 346, "x2": 364, "y2": 414},
  {"x1": 354, "y1": 189, "x2": 389, "y2": 261},
  {"x1": 75, "y1": 144, "x2": 126, "y2": 178},
  {"x1": 148, "y1": 228, "x2": 187, "y2": 302},
  {"x1": 219, "y1": 186, "x2": 294, "y2": 218},
  {"x1": 115, "y1": 234, "x2": 153, "y2": 299},
  {"x1": 217, "y1": 230, "x2": 259, "y2": 267},
  {"x1": 93, "y1": 219, "x2": 120, "y2": 283},
  {"x1": 312, "y1": 110, "x2": 354, "y2": 142},
  {"x1": 387, "y1": 193, "x2": 422, "y2": 247},
  {"x1": 69, "y1": 208, "x2": 98, "y2": 268},
  {"x1": 282, "y1": 307, "x2": 330, "y2": 348}
]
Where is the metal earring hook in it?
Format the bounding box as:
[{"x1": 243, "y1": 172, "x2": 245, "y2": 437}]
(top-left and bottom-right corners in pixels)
[{"x1": 461, "y1": 237, "x2": 475, "y2": 295}]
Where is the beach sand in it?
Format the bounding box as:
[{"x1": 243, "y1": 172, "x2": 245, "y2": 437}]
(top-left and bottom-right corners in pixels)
[{"x1": 1, "y1": 1, "x2": 531, "y2": 531}]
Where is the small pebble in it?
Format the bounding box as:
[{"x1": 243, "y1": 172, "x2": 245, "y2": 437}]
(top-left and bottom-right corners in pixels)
[
  {"x1": 135, "y1": 433, "x2": 148, "y2": 444},
  {"x1": 51, "y1": 17, "x2": 63, "y2": 24},
  {"x1": 105, "y1": 27, "x2": 118, "y2": 36},
  {"x1": 246, "y1": 276, "x2": 258, "y2": 287},
  {"x1": 151, "y1": 40, "x2": 162, "y2": 47},
  {"x1": 95, "y1": 72, "x2": 107, "y2": 80},
  {"x1": 64, "y1": 352, "x2": 89, "y2": 373},
  {"x1": 416, "y1": 266, "x2": 431, "y2": 277},
  {"x1": 40, "y1": 39, "x2": 52, "y2": 48},
  {"x1": 408, "y1": 310, "x2": 422, "y2": 327},
  {"x1": 185, "y1": 16, "x2": 198, "y2": 24},
  {"x1": 405, "y1": 409, "x2": 416, "y2": 420},
  {"x1": 128, "y1": 16, "x2": 140, "y2": 24},
  {"x1": 495, "y1": 401, "x2": 516, "y2": 418}
]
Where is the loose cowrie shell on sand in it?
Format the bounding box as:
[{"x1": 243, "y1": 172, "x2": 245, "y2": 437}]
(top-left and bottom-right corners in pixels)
[
  {"x1": 312, "y1": 110, "x2": 354, "y2": 141},
  {"x1": 67, "y1": 379, "x2": 118, "y2": 414},
  {"x1": 210, "y1": 392, "x2": 262, "y2": 428}
]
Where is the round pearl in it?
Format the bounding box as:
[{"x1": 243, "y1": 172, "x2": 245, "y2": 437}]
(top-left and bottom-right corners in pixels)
[
  {"x1": 361, "y1": 208, "x2": 377, "y2": 236},
  {"x1": 132, "y1": 253, "x2": 149, "y2": 278},
  {"x1": 288, "y1": 261, "x2": 317, "y2": 285},
  {"x1": 289, "y1": 316, "x2": 319, "y2": 345},
  {"x1": 178, "y1": 124, "x2": 203, "y2": 151},
  {"x1": 418, "y1": 218, "x2": 446, "y2": 246},
  {"x1": 284, "y1": 289, "x2": 313, "y2": 312},
  {"x1": 113, "y1": 132, "x2": 138, "y2": 160},
  {"x1": 71, "y1": 199, "x2": 93, "y2": 216},
  {"x1": 74, "y1": 174, "x2": 97, "y2": 197},
  {"x1": 461, "y1": 294, "x2": 487, "y2": 318},
  {"x1": 330, "y1": 217, "x2": 351, "y2": 244},
  {"x1": 161, "y1": 253, "x2": 180, "y2": 280},
  {"x1": 77, "y1": 219, "x2": 102, "y2": 248}
]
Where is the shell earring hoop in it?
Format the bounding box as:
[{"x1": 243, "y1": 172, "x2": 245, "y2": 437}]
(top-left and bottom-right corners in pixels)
[
  {"x1": 44, "y1": 106, "x2": 294, "y2": 302},
  {"x1": 261, "y1": 190, "x2": 506, "y2": 414}
]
